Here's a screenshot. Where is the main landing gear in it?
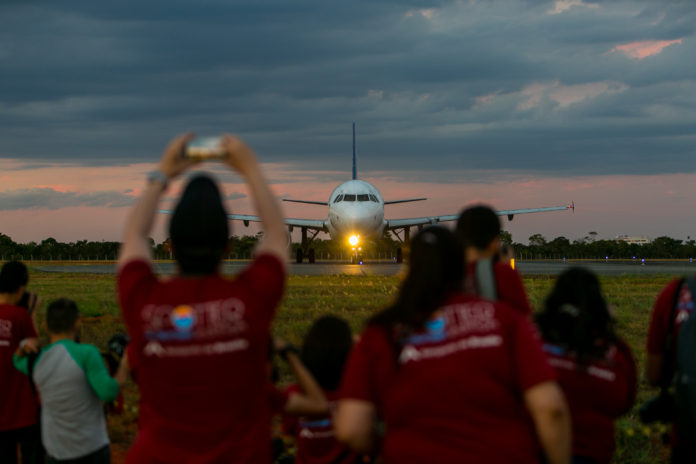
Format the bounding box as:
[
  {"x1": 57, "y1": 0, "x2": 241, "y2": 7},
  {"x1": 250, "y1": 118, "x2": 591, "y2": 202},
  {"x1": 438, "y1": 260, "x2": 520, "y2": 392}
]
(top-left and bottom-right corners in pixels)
[
  {"x1": 295, "y1": 247, "x2": 316, "y2": 264},
  {"x1": 294, "y1": 227, "x2": 319, "y2": 263}
]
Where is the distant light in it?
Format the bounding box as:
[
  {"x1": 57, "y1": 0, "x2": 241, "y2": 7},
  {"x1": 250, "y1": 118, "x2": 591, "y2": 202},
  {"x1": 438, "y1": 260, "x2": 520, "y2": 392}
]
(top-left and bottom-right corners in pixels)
[
  {"x1": 349, "y1": 235, "x2": 359, "y2": 246},
  {"x1": 633, "y1": 256, "x2": 636, "y2": 260},
  {"x1": 358, "y1": 247, "x2": 362, "y2": 251}
]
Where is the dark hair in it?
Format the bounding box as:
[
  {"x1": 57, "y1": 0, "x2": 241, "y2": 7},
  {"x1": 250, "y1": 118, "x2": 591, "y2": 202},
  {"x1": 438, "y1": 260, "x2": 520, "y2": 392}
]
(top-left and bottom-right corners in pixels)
[
  {"x1": 46, "y1": 298, "x2": 79, "y2": 334},
  {"x1": 535, "y1": 267, "x2": 616, "y2": 365},
  {"x1": 455, "y1": 205, "x2": 501, "y2": 250},
  {"x1": 371, "y1": 226, "x2": 464, "y2": 331},
  {"x1": 300, "y1": 316, "x2": 353, "y2": 391},
  {"x1": 0, "y1": 261, "x2": 28, "y2": 294},
  {"x1": 170, "y1": 174, "x2": 229, "y2": 275}
]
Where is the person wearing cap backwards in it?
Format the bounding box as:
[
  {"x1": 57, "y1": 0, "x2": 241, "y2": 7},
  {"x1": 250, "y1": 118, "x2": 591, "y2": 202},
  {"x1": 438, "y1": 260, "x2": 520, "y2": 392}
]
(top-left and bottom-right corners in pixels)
[{"x1": 117, "y1": 134, "x2": 288, "y2": 464}]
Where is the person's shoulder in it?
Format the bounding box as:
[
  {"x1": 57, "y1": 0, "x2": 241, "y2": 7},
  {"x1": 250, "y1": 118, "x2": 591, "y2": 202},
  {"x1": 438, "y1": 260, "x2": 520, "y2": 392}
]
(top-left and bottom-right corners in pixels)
[
  {"x1": 492, "y1": 261, "x2": 520, "y2": 278},
  {"x1": 118, "y1": 258, "x2": 154, "y2": 277},
  {"x1": 251, "y1": 252, "x2": 286, "y2": 272}
]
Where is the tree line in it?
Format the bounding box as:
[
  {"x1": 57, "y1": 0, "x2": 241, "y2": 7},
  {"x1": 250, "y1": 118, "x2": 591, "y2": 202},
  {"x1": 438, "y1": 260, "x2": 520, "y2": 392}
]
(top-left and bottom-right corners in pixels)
[
  {"x1": 2, "y1": 231, "x2": 694, "y2": 262},
  {"x1": 0, "y1": 232, "x2": 405, "y2": 261},
  {"x1": 504, "y1": 231, "x2": 696, "y2": 260}
]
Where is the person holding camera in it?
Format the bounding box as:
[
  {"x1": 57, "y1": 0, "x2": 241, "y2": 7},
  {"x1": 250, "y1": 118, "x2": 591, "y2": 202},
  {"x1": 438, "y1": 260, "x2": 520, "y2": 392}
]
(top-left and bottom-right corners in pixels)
[
  {"x1": 0, "y1": 261, "x2": 42, "y2": 464},
  {"x1": 117, "y1": 133, "x2": 287, "y2": 463},
  {"x1": 646, "y1": 274, "x2": 696, "y2": 463},
  {"x1": 455, "y1": 205, "x2": 532, "y2": 316},
  {"x1": 335, "y1": 226, "x2": 571, "y2": 464},
  {"x1": 536, "y1": 268, "x2": 636, "y2": 464},
  {"x1": 14, "y1": 298, "x2": 129, "y2": 464}
]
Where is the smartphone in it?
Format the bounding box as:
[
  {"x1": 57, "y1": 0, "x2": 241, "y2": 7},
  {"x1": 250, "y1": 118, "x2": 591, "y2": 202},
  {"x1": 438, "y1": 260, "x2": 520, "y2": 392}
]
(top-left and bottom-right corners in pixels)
[{"x1": 185, "y1": 136, "x2": 225, "y2": 160}]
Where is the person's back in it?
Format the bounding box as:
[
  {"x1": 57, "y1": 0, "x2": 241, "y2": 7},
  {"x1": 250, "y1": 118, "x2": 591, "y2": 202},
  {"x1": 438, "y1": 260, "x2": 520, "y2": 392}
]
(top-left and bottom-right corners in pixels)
[
  {"x1": 117, "y1": 134, "x2": 288, "y2": 463},
  {"x1": 456, "y1": 205, "x2": 532, "y2": 315},
  {"x1": 119, "y1": 259, "x2": 284, "y2": 462},
  {"x1": 336, "y1": 227, "x2": 570, "y2": 464},
  {"x1": 537, "y1": 268, "x2": 636, "y2": 464},
  {"x1": 646, "y1": 273, "x2": 696, "y2": 463},
  {"x1": 342, "y1": 293, "x2": 554, "y2": 463}
]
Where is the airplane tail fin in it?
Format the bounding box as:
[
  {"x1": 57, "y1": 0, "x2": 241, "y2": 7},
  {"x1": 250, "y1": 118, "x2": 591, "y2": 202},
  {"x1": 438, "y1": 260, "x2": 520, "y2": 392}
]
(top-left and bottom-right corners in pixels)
[{"x1": 352, "y1": 122, "x2": 357, "y2": 180}]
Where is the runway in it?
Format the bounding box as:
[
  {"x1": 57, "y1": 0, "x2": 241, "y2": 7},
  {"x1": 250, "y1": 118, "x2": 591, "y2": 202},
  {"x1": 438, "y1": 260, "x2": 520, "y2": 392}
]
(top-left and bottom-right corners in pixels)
[{"x1": 33, "y1": 260, "x2": 696, "y2": 277}]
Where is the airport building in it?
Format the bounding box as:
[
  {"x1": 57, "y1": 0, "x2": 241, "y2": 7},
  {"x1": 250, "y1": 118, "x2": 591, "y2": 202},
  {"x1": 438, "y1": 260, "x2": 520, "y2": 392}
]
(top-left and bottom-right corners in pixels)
[{"x1": 615, "y1": 235, "x2": 651, "y2": 245}]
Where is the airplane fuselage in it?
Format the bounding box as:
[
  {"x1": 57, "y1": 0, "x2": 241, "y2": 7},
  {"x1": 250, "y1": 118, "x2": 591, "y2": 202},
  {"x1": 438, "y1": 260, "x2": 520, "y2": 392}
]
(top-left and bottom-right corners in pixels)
[{"x1": 327, "y1": 180, "x2": 386, "y2": 246}]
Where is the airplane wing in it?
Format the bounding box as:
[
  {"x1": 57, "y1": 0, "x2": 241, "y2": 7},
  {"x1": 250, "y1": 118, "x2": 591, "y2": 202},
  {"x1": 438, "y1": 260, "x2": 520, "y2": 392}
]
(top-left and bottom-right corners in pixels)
[
  {"x1": 282, "y1": 199, "x2": 329, "y2": 206},
  {"x1": 386, "y1": 203, "x2": 574, "y2": 230},
  {"x1": 384, "y1": 198, "x2": 427, "y2": 205},
  {"x1": 157, "y1": 210, "x2": 327, "y2": 231}
]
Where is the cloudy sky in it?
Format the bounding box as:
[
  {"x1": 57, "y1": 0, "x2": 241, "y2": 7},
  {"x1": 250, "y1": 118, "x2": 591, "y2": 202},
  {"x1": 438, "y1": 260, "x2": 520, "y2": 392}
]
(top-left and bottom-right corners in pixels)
[{"x1": 1, "y1": 0, "x2": 694, "y2": 244}]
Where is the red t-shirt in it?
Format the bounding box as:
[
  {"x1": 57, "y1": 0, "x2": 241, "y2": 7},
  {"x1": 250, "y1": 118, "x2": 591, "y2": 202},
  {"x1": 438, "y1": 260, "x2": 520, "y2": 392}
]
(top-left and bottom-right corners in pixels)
[
  {"x1": 0, "y1": 303, "x2": 38, "y2": 431},
  {"x1": 118, "y1": 254, "x2": 285, "y2": 464},
  {"x1": 646, "y1": 277, "x2": 695, "y2": 446},
  {"x1": 542, "y1": 339, "x2": 636, "y2": 463},
  {"x1": 465, "y1": 260, "x2": 532, "y2": 316},
  {"x1": 339, "y1": 293, "x2": 555, "y2": 464},
  {"x1": 647, "y1": 277, "x2": 694, "y2": 356},
  {"x1": 283, "y1": 385, "x2": 362, "y2": 464}
]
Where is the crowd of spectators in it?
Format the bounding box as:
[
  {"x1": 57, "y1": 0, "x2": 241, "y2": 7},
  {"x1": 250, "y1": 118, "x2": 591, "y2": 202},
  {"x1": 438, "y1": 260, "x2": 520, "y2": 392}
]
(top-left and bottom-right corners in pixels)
[{"x1": 1, "y1": 134, "x2": 694, "y2": 464}]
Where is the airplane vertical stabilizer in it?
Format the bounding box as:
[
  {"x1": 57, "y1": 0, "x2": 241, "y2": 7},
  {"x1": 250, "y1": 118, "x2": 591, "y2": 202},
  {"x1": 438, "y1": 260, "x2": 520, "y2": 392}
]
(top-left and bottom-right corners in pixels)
[{"x1": 352, "y1": 122, "x2": 357, "y2": 180}]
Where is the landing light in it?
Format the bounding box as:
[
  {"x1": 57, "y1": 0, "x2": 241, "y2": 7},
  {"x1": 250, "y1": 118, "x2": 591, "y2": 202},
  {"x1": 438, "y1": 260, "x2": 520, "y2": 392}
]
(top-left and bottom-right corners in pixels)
[{"x1": 349, "y1": 235, "x2": 360, "y2": 246}]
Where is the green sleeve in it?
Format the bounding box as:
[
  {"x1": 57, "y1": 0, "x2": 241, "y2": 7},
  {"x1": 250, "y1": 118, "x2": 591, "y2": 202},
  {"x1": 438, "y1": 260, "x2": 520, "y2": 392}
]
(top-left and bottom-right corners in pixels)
[
  {"x1": 13, "y1": 354, "x2": 29, "y2": 376},
  {"x1": 80, "y1": 345, "x2": 120, "y2": 402}
]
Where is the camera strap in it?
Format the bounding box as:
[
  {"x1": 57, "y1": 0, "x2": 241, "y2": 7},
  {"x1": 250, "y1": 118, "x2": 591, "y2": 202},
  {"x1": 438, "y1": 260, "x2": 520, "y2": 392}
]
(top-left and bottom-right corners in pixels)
[{"x1": 661, "y1": 277, "x2": 686, "y2": 390}]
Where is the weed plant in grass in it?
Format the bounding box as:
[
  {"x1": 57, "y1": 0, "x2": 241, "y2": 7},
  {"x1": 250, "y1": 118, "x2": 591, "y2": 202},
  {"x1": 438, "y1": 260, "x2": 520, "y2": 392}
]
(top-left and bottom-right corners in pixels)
[{"x1": 23, "y1": 268, "x2": 677, "y2": 463}]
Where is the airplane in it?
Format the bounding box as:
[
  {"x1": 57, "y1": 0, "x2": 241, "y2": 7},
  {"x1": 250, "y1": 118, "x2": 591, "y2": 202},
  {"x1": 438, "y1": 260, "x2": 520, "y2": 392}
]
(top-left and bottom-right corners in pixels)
[{"x1": 161, "y1": 123, "x2": 574, "y2": 263}]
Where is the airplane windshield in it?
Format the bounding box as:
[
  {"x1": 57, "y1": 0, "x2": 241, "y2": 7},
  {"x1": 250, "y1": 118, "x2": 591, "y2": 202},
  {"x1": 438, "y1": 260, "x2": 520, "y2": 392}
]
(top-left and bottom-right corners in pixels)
[
  {"x1": 343, "y1": 194, "x2": 356, "y2": 201},
  {"x1": 357, "y1": 194, "x2": 369, "y2": 201},
  {"x1": 369, "y1": 194, "x2": 378, "y2": 202},
  {"x1": 334, "y1": 195, "x2": 343, "y2": 203}
]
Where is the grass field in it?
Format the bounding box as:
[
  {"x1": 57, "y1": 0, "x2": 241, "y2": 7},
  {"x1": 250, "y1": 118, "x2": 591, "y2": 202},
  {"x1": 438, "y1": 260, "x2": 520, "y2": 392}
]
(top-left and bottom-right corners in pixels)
[{"x1": 23, "y1": 267, "x2": 676, "y2": 463}]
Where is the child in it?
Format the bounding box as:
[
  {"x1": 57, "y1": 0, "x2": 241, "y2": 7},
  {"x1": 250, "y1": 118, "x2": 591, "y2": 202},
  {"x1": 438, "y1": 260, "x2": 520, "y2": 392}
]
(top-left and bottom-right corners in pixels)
[{"x1": 284, "y1": 316, "x2": 364, "y2": 464}]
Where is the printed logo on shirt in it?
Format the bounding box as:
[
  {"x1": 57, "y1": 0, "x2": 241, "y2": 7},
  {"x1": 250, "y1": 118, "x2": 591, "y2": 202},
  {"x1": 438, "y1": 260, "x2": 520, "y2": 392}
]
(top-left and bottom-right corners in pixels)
[
  {"x1": 399, "y1": 334, "x2": 503, "y2": 364},
  {"x1": 0, "y1": 319, "x2": 12, "y2": 338},
  {"x1": 407, "y1": 315, "x2": 447, "y2": 346},
  {"x1": 143, "y1": 338, "x2": 250, "y2": 358},
  {"x1": 441, "y1": 301, "x2": 500, "y2": 337},
  {"x1": 676, "y1": 286, "x2": 694, "y2": 325},
  {"x1": 171, "y1": 306, "x2": 195, "y2": 332},
  {"x1": 142, "y1": 297, "x2": 248, "y2": 341}
]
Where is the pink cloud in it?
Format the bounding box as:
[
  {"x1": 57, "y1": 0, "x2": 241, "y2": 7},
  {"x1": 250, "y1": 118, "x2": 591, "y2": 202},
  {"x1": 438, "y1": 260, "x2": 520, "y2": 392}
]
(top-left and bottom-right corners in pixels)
[
  {"x1": 611, "y1": 39, "x2": 683, "y2": 59},
  {"x1": 35, "y1": 184, "x2": 77, "y2": 193}
]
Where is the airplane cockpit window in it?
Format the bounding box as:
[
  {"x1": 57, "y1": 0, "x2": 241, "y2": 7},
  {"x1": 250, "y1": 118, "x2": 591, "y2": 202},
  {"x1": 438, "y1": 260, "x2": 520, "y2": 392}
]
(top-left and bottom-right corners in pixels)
[
  {"x1": 334, "y1": 195, "x2": 343, "y2": 203},
  {"x1": 369, "y1": 194, "x2": 378, "y2": 202},
  {"x1": 357, "y1": 194, "x2": 369, "y2": 202},
  {"x1": 343, "y1": 194, "x2": 356, "y2": 201}
]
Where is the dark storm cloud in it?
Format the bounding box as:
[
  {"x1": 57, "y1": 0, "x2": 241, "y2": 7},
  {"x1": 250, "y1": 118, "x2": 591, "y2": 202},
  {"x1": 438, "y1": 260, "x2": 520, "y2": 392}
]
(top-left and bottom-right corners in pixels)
[
  {"x1": 0, "y1": 188, "x2": 133, "y2": 210},
  {"x1": 1, "y1": 0, "x2": 695, "y2": 176}
]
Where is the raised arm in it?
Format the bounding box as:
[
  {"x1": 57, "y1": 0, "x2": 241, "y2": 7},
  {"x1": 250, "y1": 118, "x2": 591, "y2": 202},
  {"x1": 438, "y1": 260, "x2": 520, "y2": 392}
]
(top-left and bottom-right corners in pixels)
[
  {"x1": 118, "y1": 133, "x2": 198, "y2": 269},
  {"x1": 276, "y1": 338, "x2": 329, "y2": 416},
  {"x1": 221, "y1": 135, "x2": 288, "y2": 267}
]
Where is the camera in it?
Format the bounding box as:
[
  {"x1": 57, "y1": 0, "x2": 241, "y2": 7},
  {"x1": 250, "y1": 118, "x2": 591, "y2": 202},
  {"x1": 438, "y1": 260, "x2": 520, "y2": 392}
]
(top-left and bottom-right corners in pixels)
[
  {"x1": 639, "y1": 392, "x2": 675, "y2": 424},
  {"x1": 185, "y1": 136, "x2": 225, "y2": 160},
  {"x1": 102, "y1": 333, "x2": 130, "y2": 375}
]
